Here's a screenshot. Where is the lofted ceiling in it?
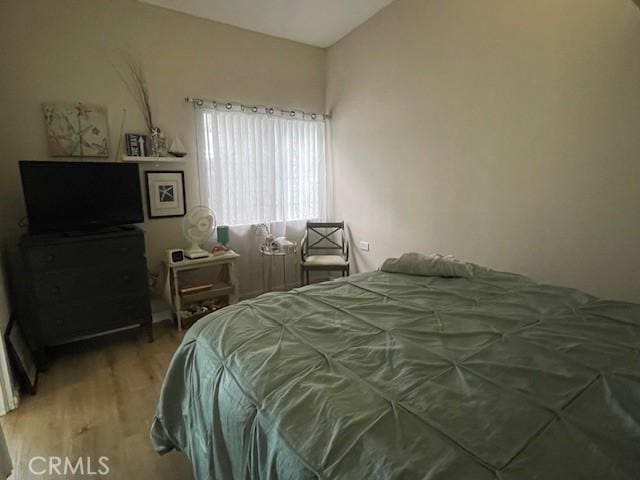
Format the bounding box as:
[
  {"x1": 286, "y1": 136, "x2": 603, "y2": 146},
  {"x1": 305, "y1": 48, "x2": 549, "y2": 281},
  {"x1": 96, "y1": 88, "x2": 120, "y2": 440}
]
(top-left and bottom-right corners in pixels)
[{"x1": 138, "y1": 0, "x2": 394, "y2": 47}]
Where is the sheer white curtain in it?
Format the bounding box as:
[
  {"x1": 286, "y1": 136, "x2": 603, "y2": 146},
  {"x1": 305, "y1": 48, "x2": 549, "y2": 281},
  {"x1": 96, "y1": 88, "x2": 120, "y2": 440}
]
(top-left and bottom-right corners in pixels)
[
  {"x1": 195, "y1": 105, "x2": 327, "y2": 296},
  {"x1": 197, "y1": 108, "x2": 326, "y2": 226}
]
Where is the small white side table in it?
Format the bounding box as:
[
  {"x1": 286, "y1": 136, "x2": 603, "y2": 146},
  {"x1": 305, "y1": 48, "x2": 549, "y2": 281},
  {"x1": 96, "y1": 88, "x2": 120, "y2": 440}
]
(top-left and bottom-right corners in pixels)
[
  {"x1": 162, "y1": 250, "x2": 240, "y2": 331},
  {"x1": 259, "y1": 243, "x2": 298, "y2": 293}
]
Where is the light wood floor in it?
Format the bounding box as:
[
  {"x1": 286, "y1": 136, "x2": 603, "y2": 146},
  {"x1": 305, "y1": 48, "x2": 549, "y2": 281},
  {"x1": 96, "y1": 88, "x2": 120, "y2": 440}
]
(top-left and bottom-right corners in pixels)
[{"x1": 1, "y1": 321, "x2": 194, "y2": 479}]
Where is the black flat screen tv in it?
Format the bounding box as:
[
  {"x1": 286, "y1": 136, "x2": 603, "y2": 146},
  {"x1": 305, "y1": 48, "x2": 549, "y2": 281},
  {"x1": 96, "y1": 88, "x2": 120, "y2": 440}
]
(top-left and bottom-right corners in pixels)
[{"x1": 19, "y1": 161, "x2": 144, "y2": 234}]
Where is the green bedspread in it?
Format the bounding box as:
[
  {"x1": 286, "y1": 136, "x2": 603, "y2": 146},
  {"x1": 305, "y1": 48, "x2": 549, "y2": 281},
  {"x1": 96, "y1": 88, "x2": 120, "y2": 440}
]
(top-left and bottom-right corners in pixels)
[{"x1": 151, "y1": 266, "x2": 640, "y2": 479}]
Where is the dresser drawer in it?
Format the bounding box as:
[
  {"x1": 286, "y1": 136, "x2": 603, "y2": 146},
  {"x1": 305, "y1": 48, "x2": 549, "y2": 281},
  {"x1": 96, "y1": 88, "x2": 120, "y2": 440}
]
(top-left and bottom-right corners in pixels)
[
  {"x1": 40, "y1": 293, "x2": 151, "y2": 342},
  {"x1": 32, "y1": 260, "x2": 148, "y2": 305},
  {"x1": 25, "y1": 235, "x2": 145, "y2": 272}
]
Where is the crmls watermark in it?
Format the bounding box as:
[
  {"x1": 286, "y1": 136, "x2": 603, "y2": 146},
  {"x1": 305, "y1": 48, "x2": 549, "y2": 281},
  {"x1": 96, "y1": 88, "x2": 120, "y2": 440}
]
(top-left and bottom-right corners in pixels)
[{"x1": 28, "y1": 456, "x2": 110, "y2": 476}]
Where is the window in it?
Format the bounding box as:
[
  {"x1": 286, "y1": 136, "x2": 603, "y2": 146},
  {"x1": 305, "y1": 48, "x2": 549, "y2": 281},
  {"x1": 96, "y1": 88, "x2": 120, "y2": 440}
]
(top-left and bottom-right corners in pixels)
[{"x1": 197, "y1": 108, "x2": 326, "y2": 226}]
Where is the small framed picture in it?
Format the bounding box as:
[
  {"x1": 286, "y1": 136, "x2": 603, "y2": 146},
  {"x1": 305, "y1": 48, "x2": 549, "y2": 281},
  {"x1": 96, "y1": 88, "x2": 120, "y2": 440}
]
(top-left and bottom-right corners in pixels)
[
  {"x1": 125, "y1": 133, "x2": 150, "y2": 157},
  {"x1": 5, "y1": 318, "x2": 37, "y2": 395},
  {"x1": 145, "y1": 171, "x2": 186, "y2": 218}
]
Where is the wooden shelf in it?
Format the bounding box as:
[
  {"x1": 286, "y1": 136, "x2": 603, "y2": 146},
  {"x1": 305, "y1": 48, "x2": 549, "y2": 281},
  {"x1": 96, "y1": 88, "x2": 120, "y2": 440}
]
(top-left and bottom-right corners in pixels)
[
  {"x1": 178, "y1": 310, "x2": 212, "y2": 328},
  {"x1": 179, "y1": 283, "x2": 234, "y2": 304},
  {"x1": 167, "y1": 251, "x2": 240, "y2": 271},
  {"x1": 122, "y1": 155, "x2": 186, "y2": 163},
  {"x1": 163, "y1": 250, "x2": 239, "y2": 331}
]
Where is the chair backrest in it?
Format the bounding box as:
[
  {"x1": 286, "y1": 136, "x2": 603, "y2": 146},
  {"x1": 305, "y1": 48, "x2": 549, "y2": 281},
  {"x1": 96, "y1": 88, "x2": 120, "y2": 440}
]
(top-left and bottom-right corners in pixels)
[{"x1": 303, "y1": 221, "x2": 348, "y2": 258}]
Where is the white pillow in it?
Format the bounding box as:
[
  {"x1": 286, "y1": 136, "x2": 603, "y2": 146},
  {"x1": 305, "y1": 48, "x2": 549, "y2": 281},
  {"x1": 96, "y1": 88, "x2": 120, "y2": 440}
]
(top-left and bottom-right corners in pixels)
[{"x1": 381, "y1": 252, "x2": 472, "y2": 278}]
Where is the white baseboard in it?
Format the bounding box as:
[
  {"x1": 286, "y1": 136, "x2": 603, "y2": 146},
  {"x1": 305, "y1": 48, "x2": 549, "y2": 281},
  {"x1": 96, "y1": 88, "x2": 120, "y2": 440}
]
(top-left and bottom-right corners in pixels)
[{"x1": 152, "y1": 310, "x2": 173, "y2": 323}]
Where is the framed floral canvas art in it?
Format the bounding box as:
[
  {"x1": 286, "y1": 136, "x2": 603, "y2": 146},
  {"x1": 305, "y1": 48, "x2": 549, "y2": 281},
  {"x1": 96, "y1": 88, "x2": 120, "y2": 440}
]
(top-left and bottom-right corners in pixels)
[{"x1": 43, "y1": 102, "x2": 110, "y2": 157}]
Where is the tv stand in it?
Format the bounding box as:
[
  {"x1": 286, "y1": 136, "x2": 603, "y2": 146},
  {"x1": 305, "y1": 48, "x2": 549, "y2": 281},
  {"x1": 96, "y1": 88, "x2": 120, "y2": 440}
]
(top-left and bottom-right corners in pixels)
[{"x1": 13, "y1": 226, "x2": 153, "y2": 370}]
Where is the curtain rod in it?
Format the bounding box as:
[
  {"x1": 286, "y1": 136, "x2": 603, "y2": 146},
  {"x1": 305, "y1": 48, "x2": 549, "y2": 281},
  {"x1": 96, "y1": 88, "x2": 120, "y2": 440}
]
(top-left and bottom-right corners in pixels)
[{"x1": 185, "y1": 96, "x2": 331, "y2": 120}]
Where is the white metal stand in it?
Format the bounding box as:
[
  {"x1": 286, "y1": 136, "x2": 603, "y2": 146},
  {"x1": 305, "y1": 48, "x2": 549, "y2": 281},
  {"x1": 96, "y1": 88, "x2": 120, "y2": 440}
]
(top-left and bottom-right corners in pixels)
[{"x1": 259, "y1": 243, "x2": 298, "y2": 293}]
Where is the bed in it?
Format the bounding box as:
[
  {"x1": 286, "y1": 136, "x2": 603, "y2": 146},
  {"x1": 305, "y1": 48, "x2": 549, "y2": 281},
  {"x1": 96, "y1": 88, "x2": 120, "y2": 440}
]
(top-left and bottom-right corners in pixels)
[{"x1": 151, "y1": 263, "x2": 640, "y2": 479}]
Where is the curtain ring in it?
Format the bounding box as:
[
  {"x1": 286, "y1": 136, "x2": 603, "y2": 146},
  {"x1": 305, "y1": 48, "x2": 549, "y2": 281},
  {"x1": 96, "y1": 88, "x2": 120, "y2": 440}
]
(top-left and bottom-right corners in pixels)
[
  {"x1": 196, "y1": 99, "x2": 204, "y2": 107},
  {"x1": 289, "y1": 111, "x2": 296, "y2": 117},
  {"x1": 311, "y1": 113, "x2": 317, "y2": 120},
  {"x1": 252, "y1": 106, "x2": 258, "y2": 113},
  {"x1": 267, "y1": 107, "x2": 274, "y2": 115},
  {"x1": 226, "y1": 103, "x2": 233, "y2": 110}
]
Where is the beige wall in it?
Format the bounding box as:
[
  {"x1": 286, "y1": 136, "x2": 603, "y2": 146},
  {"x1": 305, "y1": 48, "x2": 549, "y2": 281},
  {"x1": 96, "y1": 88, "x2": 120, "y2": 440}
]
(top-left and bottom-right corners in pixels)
[
  {"x1": 3, "y1": 0, "x2": 640, "y2": 303},
  {"x1": 327, "y1": 0, "x2": 640, "y2": 302},
  {"x1": 0, "y1": 0, "x2": 324, "y2": 293}
]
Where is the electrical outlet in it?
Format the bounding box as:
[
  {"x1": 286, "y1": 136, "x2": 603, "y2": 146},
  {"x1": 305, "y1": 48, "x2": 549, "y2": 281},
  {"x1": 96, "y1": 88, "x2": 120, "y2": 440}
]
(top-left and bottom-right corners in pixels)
[{"x1": 358, "y1": 241, "x2": 370, "y2": 252}]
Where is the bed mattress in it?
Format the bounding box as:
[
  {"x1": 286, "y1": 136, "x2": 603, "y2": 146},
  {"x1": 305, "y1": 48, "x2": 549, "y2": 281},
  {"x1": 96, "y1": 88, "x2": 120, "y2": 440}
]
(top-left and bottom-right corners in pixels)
[{"x1": 151, "y1": 266, "x2": 640, "y2": 479}]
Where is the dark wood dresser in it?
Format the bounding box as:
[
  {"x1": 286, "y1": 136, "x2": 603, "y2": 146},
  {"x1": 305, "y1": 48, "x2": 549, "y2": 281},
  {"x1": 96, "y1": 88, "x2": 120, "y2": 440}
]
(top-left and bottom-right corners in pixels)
[{"x1": 15, "y1": 226, "x2": 152, "y2": 367}]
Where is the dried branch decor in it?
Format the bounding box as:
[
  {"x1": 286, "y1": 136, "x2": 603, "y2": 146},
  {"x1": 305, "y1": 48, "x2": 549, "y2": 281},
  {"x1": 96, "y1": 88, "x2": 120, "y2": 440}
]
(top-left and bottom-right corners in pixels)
[{"x1": 117, "y1": 55, "x2": 153, "y2": 132}]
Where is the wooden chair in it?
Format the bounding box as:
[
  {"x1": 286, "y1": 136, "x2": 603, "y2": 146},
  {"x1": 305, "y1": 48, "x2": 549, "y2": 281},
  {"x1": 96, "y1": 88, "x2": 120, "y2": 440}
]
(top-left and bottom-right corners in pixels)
[{"x1": 300, "y1": 221, "x2": 349, "y2": 285}]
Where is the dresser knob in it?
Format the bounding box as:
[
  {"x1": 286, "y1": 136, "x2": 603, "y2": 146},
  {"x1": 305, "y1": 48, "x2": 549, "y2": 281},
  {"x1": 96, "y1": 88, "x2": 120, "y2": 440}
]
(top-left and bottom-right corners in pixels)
[
  {"x1": 46, "y1": 254, "x2": 55, "y2": 262},
  {"x1": 51, "y1": 286, "x2": 61, "y2": 295},
  {"x1": 123, "y1": 274, "x2": 131, "y2": 282}
]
